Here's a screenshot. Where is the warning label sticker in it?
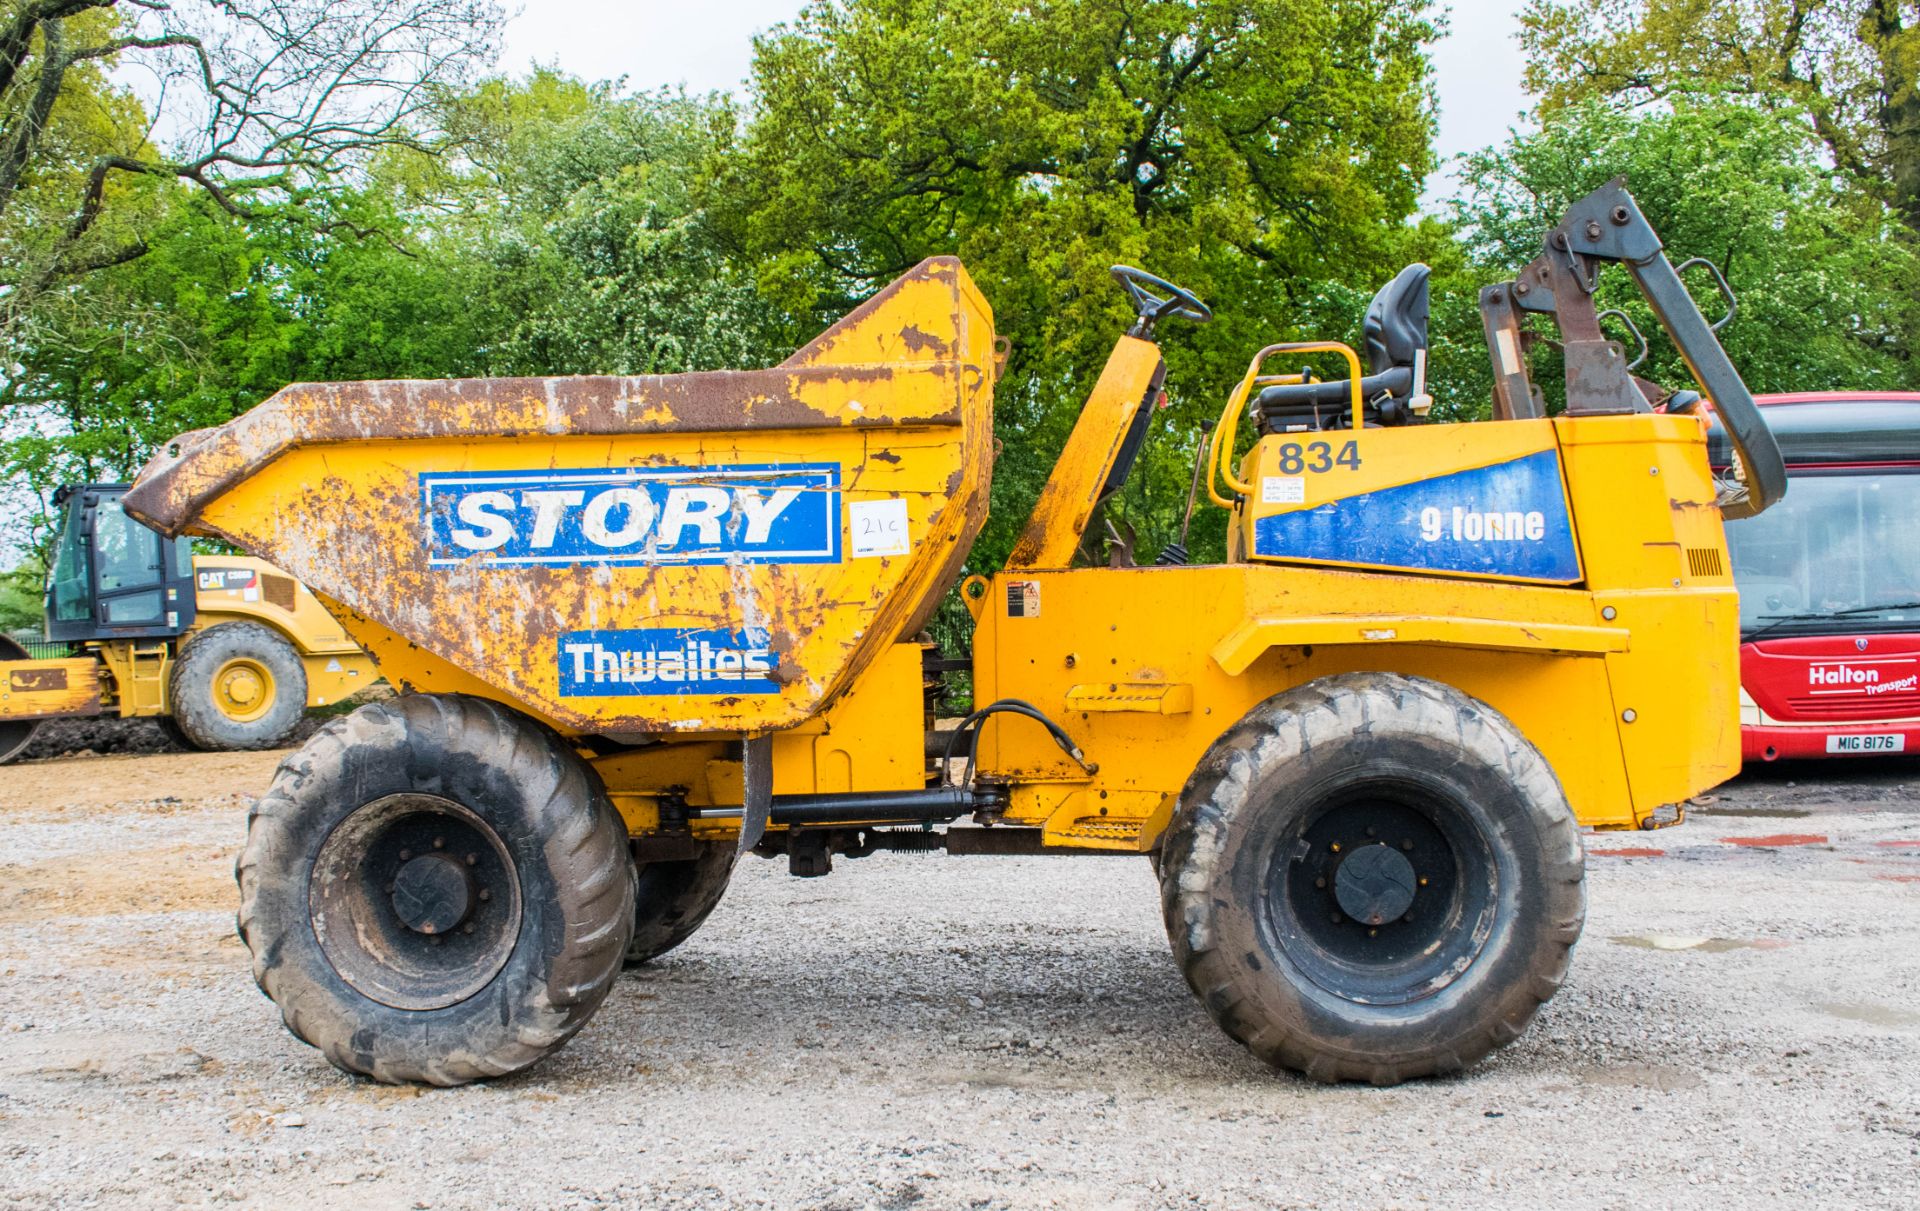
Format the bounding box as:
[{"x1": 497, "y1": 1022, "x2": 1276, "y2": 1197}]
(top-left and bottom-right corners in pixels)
[{"x1": 1006, "y1": 580, "x2": 1041, "y2": 618}]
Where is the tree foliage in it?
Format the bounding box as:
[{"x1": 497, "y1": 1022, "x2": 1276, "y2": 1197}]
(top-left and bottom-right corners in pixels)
[
  {"x1": 718, "y1": 0, "x2": 1441, "y2": 564},
  {"x1": 0, "y1": 0, "x2": 504, "y2": 346},
  {"x1": 1519, "y1": 0, "x2": 1920, "y2": 230}
]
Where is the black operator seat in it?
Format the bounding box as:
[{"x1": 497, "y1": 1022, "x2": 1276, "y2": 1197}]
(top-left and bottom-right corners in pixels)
[{"x1": 1254, "y1": 263, "x2": 1432, "y2": 433}]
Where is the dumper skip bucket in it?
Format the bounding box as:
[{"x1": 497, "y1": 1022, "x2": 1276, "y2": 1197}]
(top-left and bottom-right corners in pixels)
[{"x1": 124, "y1": 258, "x2": 996, "y2": 735}]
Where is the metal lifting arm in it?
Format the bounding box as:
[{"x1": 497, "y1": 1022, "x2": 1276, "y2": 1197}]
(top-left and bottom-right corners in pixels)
[{"x1": 1477, "y1": 178, "x2": 1786, "y2": 518}]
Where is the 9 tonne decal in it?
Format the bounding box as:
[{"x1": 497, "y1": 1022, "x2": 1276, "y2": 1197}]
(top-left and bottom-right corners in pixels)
[{"x1": 1253, "y1": 449, "x2": 1581, "y2": 583}]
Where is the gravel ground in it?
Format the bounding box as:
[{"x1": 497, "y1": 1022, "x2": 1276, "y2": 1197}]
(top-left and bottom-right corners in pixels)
[{"x1": 1, "y1": 748, "x2": 1917, "y2": 1210}]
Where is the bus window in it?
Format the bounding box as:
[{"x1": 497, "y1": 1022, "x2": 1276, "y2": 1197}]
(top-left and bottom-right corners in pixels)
[{"x1": 1727, "y1": 470, "x2": 1920, "y2": 632}]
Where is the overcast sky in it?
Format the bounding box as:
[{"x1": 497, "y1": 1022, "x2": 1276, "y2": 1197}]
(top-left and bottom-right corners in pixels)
[{"x1": 499, "y1": 0, "x2": 1535, "y2": 203}]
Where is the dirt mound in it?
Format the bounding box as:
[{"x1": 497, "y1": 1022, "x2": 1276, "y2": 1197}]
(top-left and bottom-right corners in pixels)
[{"x1": 19, "y1": 714, "x2": 326, "y2": 762}]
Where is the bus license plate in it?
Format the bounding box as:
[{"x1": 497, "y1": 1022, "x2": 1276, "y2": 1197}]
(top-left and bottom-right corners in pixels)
[{"x1": 1826, "y1": 734, "x2": 1905, "y2": 754}]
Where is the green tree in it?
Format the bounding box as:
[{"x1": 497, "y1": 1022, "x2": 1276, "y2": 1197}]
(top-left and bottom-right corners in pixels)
[
  {"x1": 1519, "y1": 0, "x2": 1920, "y2": 231},
  {"x1": 1448, "y1": 98, "x2": 1920, "y2": 405},
  {"x1": 719, "y1": 0, "x2": 1441, "y2": 565},
  {"x1": 0, "y1": 0, "x2": 503, "y2": 348},
  {"x1": 1, "y1": 72, "x2": 786, "y2": 558}
]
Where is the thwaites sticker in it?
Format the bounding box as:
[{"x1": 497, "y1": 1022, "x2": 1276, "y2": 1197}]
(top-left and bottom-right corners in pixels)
[
  {"x1": 559, "y1": 628, "x2": 779, "y2": 697},
  {"x1": 1006, "y1": 580, "x2": 1041, "y2": 618}
]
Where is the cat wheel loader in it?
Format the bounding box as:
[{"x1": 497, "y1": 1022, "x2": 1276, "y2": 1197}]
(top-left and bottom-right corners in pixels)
[
  {"x1": 122, "y1": 180, "x2": 1783, "y2": 1087},
  {"x1": 0, "y1": 483, "x2": 377, "y2": 764}
]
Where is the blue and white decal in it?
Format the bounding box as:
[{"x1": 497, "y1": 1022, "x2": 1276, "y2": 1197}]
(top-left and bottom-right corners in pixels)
[
  {"x1": 420, "y1": 463, "x2": 840, "y2": 568},
  {"x1": 1252, "y1": 449, "x2": 1581, "y2": 582},
  {"x1": 559, "y1": 627, "x2": 780, "y2": 697}
]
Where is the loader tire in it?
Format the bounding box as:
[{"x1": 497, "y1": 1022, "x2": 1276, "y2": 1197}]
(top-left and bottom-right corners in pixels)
[
  {"x1": 168, "y1": 622, "x2": 307, "y2": 751},
  {"x1": 1159, "y1": 672, "x2": 1584, "y2": 1086},
  {"x1": 236, "y1": 693, "x2": 635, "y2": 1086},
  {"x1": 0, "y1": 636, "x2": 44, "y2": 765},
  {"x1": 625, "y1": 842, "x2": 737, "y2": 965}
]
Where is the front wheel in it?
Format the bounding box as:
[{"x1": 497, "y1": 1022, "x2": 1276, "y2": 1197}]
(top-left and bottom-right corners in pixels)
[
  {"x1": 236, "y1": 693, "x2": 635, "y2": 1085},
  {"x1": 1159, "y1": 672, "x2": 1585, "y2": 1085},
  {"x1": 168, "y1": 622, "x2": 307, "y2": 750}
]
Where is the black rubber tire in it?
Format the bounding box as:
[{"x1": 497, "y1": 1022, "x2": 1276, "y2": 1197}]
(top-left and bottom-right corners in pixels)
[
  {"x1": 624, "y1": 842, "x2": 737, "y2": 965},
  {"x1": 0, "y1": 636, "x2": 44, "y2": 765},
  {"x1": 1159, "y1": 672, "x2": 1585, "y2": 1085},
  {"x1": 236, "y1": 693, "x2": 636, "y2": 1085},
  {"x1": 168, "y1": 621, "x2": 308, "y2": 751}
]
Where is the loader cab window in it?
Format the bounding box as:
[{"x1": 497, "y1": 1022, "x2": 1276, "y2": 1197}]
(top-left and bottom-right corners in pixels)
[
  {"x1": 48, "y1": 501, "x2": 91, "y2": 623},
  {"x1": 91, "y1": 497, "x2": 165, "y2": 624}
]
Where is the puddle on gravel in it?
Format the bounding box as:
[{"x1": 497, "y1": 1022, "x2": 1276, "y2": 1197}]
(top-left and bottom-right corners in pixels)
[
  {"x1": 1689, "y1": 806, "x2": 1812, "y2": 819},
  {"x1": 1816, "y1": 1002, "x2": 1920, "y2": 1029},
  {"x1": 1569, "y1": 1062, "x2": 1704, "y2": 1091},
  {"x1": 1610, "y1": 935, "x2": 1792, "y2": 953}
]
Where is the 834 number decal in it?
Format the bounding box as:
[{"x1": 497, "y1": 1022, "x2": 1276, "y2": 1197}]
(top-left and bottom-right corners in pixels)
[{"x1": 1274, "y1": 440, "x2": 1362, "y2": 474}]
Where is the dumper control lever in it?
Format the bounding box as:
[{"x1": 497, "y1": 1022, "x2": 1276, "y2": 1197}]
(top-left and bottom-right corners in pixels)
[{"x1": 1110, "y1": 265, "x2": 1213, "y2": 339}]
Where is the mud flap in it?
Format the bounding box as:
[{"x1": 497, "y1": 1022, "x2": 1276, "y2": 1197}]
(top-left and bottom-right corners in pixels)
[{"x1": 737, "y1": 734, "x2": 773, "y2": 854}]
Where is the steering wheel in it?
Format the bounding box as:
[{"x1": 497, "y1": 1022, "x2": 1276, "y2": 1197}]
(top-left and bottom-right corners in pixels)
[{"x1": 1110, "y1": 265, "x2": 1213, "y2": 337}]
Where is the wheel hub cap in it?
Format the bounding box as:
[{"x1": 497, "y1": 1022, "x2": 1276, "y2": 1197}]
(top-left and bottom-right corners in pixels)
[
  {"x1": 223, "y1": 668, "x2": 262, "y2": 705},
  {"x1": 1332, "y1": 842, "x2": 1418, "y2": 926},
  {"x1": 391, "y1": 853, "x2": 474, "y2": 935}
]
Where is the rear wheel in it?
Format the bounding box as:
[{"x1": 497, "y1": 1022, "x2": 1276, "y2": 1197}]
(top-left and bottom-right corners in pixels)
[
  {"x1": 1159, "y1": 672, "x2": 1584, "y2": 1085},
  {"x1": 625, "y1": 842, "x2": 736, "y2": 965},
  {"x1": 169, "y1": 621, "x2": 307, "y2": 750},
  {"x1": 0, "y1": 636, "x2": 45, "y2": 765},
  {"x1": 236, "y1": 693, "x2": 635, "y2": 1085}
]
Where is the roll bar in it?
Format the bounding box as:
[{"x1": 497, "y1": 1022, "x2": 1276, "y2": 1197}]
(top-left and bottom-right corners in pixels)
[{"x1": 1477, "y1": 178, "x2": 1785, "y2": 519}]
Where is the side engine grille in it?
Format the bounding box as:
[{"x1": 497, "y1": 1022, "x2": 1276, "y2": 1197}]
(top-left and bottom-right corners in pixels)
[{"x1": 1685, "y1": 547, "x2": 1725, "y2": 579}]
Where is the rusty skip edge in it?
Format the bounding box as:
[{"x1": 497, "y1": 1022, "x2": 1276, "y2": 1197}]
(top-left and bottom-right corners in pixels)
[{"x1": 124, "y1": 257, "x2": 989, "y2": 538}]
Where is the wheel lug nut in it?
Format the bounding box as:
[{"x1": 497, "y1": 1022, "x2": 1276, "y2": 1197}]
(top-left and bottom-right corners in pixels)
[
  {"x1": 478, "y1": 888, "x2": 491, "y2": 901},
  {"x1": 1365, "y1": 826, "x2": 1376, "y2": 838},
  {"x1": 1418, "y1": 877, "x2": 1429, "y2": 887},
  {"x1": 398, "y1": 849, "x2": 411, "y2": 861},
  {"x1": 1330, "y1": 912, "x2": 1343, "y2": 924},
  {"x1": 465, "y1": 853, "x2": 478, "y2": 866},
  {"x1": 1401, "y1": 839, "x2": 1414, "y2": 851},
  {"x1": 1404, "y1": 913, "x2": 1415, "y2": 923},
  {"x1": 433, "y1": 837, "x2": 445, "y2": 850},
  {"x1": 1314, "y1": 877, "x2": 1327, "y2": 889},
  {"x1": 462, "y1": 923, "x2": 475, "y2": 934},
  {"x1": 1368, "y1": 928, "x2": 1377, "y2": 937},
  {"x1": 1330, "y1": 843, "x2": 1341, "y2": 854}
]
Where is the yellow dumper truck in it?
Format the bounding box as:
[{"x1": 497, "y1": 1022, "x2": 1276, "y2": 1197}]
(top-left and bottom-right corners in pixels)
[
  {"x1": 0, "y1": 483, "x2": 377, "y2": 764},
  {"x1": 122, "y1": 180, "x2": 1783, "y2": 1086}
]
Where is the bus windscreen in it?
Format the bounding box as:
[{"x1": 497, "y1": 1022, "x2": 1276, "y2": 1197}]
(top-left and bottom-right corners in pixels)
[{"x1": 1727, "y1": 470, "x2": 1920, "y2": 636}]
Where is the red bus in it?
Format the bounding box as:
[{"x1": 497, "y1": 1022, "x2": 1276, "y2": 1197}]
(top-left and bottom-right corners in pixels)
[{"x1": 1714, "y1": 392, "x2": 1920, "y2": 761}]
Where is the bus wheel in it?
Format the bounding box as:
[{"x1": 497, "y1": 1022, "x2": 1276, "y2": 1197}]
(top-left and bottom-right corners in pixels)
[
  {"x1": 169, "y1": 622, "x2": 307, "y2": 750},
  {"x1": 237, "y1": 693, "x2": 635, "y2": 1085},
  {"x1": 1159, "y1": 672, "x2": 1585, "y2": 1085}
]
